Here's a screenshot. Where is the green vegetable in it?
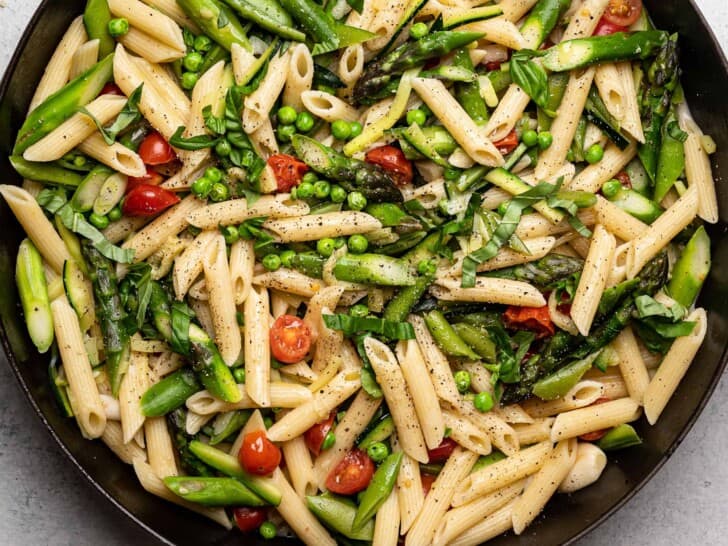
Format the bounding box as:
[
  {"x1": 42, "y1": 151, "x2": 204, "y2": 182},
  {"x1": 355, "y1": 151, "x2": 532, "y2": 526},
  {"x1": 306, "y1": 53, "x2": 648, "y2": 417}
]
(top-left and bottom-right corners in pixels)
[
  {"x1": 331, "y1": 119, "x2": 352, "y2": 140},
  {"x1": 352, "y1": 452, "x2": 403, "y2": 531},
  {"x1": 183, "y1": 51, "x2": 204, "y2": 72},
  {"x1": 585, "y1": 143, "x2": 604, "y2": 164},
  {"x1": 209, "y1": 410, "x2": 250, "y2": 445},
  {"x1": 484, "y1": 253, "x2": 584, "y2": 290},
  {"x1": 322, "y1": 314, "x2": 415, "y2": 340},
  {"x1": 306, "y1": 495, "x2": 374, "y2": 541},
  {"x1": 537, "y1": 131, "x2": 553, "y2": 150},
  {"x1": 194, "y1": 35, "x2": 213, "y2": 52},
  {"x1": 16, "y1": 239, "x2": 54, "y2": 353},
  {"x1": 382, "y1": 274, "x2": 433, "y2": 323},
  {"x1": 654, "y1": 106, "x2": 687, "y2": 202},
  {"x1": 541, "y1": 31, "x2": 669, "y2": 72},
  {"x1": 296, "y1": 111, "x2": 315, "y2": 132},
  {"x1": 667, "y1": 226, "x2": 710, "y2": 308},
  {"x1": 522, "y1": 129, "x2": 539, "y2": 147},
  {"x1": 601, "y1": 180, "x2": 663, "y2": 224},
  {"x1": 297, "y1": 181, "x2": 314, "y2": 199},
  {"x1": 584, "y1": 87, "x2": 630, "y2": 150},
  {"x1": 451, "y1": 323, "x2": 496, "y2": 362},
  {"x1": 182, "y1": 72, "x2": 199, "y2": 90},
  {"x1": 108, "y1": 17, "x2": 129, "y2": 37},
  {"x1": 347, "y1": 234, "x2": 369, "y2": 254},
  {"x1": 49, "y1": 350, "x2": 73, "y2": 417},
  {"x1": 277, "y1": 106, "x2": 298, "y2": 125},
  {"x1": 277, "y1": 124, "x2": 296, "y2": 142},
  {"x1": 290, "y1": 252, "x2": 325, "y2": 278},
  {"x1": 366, "y1": 441, "x2": 390, "y2": 462},
  {"x1": 349, "y1": 304, "x2": 369, "y2": 318},
  {"x1": 317, "y1": 238, "x2": 336, "y2": 257},
  {"x1": 177, "y1": 0, "x2": 251, "y2": 51},
  {"x1": 141, "y1": 369, "x2": 202, "y2": 418},
  {"x1": 192, "y1": 175, "x2": 213, "y2": 198},
  {"x1": 333, "y1": 254, "x2": 416, "y2": 286},
  {"x1": 532, "y1": 352, "x2": 599, "y2": 400},
  {"x1": 209, "y1": 182, "x2": 230, "y2": 201},
  {"x1": 347, "y1": 191, "x2": 367, "y2": 211},
  {"x1": 164, "y1": 476, "x2": 266, "y2": 507},
  {"x1": 454, "y1": 370, "x2": 472, "y2": 393},
  {"x1": 222, "y1": 0, "x2": 306, "y2": 41},
  {"x1": 406, "y1": 108, "x2": 427, "y2": 126},
  {"x1": 519, "y1": 0, "x2": 571, "y2": 48},
  {"x1": 358, "y1": 415, "x2": 395, "y2": 450},
  {"x1": 262, "y1": 253, "x2": 282, "y2": 271},
  {"x1": 71, "y1": 166, "x2": 113, "y2": 212},
  {"x1": 441, "y1": 5, "x2": 502, "y2": 29},
  {"x1": 259, "y1": 521, "x2": 277, "y2": 539},
  {"x1": 83, "y1": 0, "x2": 115, "y2": 58},
  {"x1": 88, "y1": 212, "x2": 109, "y2": 229},
  {"x1": 473, "y1": 391, "x2": 494, "y2": 412},
  {"x1": 424, "y1": 310, "x2": 480, "y2": 360},
  {"x1": 321, "y1": 431, "x2": 336, "y2": 451},
  {"x1": 453, "y1": 48, "x2": 488, "y2": 125},
  {"x1": 9, "y1": 156, "x2": 83, "y2": 186},
  {"x1": 410, "y1": 22, "x2": 428, "y2": 40},
  {"x1": 597, "y1": 424, "x2": 642, "y2": 451}
]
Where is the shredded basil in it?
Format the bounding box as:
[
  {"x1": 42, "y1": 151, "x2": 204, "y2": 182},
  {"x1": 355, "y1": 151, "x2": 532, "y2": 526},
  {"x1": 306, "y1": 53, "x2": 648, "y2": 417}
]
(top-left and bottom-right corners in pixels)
[
  {"x1": 203, "y1": 105, "x2": 226, "y2": 135},
  {"x1": 170, "y1": 301, "x2": 194, "y2": 355},
  {"x1": 353, "y1": 334, "x2": 383, "y2": 398},
  {"x1": 80, "y1": 85, "x2": 143, "y2": 145},
  {"x1": 323, "y1": 314, "x2": 415, "y2": 340},
  {"x1": 346, "y1": 0, "x2": 364, "y2": 14},
  {"x1": 509, "y1": 51, "x2": 549, "y2": 111},
  {"x1": 169, "y1": 126, "x2": 221, "y2": 150},
  {"x1": 125, "y1": 263, "x2": 153, "y2": 329}
]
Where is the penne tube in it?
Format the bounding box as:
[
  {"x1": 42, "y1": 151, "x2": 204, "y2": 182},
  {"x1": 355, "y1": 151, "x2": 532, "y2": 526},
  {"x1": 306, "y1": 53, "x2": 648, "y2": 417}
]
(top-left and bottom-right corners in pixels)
[
  {"x1": 558, "y1": 441, "x2": 607, "y2": 493},
  {"x1": 409, "y1": 314, "x2": 461, "y2": 405},
  {"x1": 562, "y1": 0, "x2": 610, "y2": 40},
  {"x1": 119, "y1": 27, "x2": 185, "y2": 63},
  {"x1": 373, "y1": 489, "x2": 400, "y2": 546},
  {"x1": 252, "y1": 269, "x2": 322, "y2": 298},
  {"x1": 142, "y1": 0, "x2": 201, "y2": 31},
  {"x1": 448, "y1": 501, "x2": 516, "y2": 546},
  {"x1": 144, "y1": 416, "x2": 178, "y2": 479},
  {"x1": 243, "y1": 52, "x2": 290, "y2": 134},
  {"x1": 595, "y1": 63, "x2": 626, "y2": 122},
  {"x1": 231, "y1": 43, "x2": 256, "y2": 84},
  {"x1": 513, "y1": 418, "x2": 555, "y2": 446},
  {"x1": 568, "y1": 141, "x2": 638, "y2": 192},
  {"x1": 679, "y1": 104, "x2": 719, "y2": 223},
  {"x1": 616, "y1": 61, "x2": 645, "y2": 142},
  {"x1": 172, "y1": 230, "x2": 216, "y2": 300},
  {"x1": 280, "y1": 416, "x2": 317, "y2": 498},
  {"x1": 442, "y1": 409, "x2": 492, "y2": 456},
  {"x1": 593, "y1": 195, "x2": 648, "y2": 241},
  {"x1": 244, "y1": 286, "x2": 271, "y2": 406},
  {"x1": 458, "y1": 19, "x2": 527, "y2": 50},
  {"x1": 186, "y1": 194, "x2": 308, "y2": 229},
  {"x1": 108, "y1": 0, "x2": 185, "y2": 51},
  {"x1": 78, "y1": 133, "x2": 146, "y2": 177},
  {"x1": 614, "y1": 326, "x2": 651, "y2": 405},
  {"x1": 186, "y1": 382, "x2": 311, "y2": 415},
  {"x1": 432, "y1": 277, "x2": 546, "y2": 307},
  {"x1": 522, "y1": 380, "x2": 606, "y2": 418},
  {"x1": 551, "y1": 397, "x2": 641, "y2": 441},
  {"x1": 263, "y1": 212, "x2": 382, "y2": 242},
  {"x1": 301, "y1": 90, "x2": 360, "y2": 123},
  {"x1": 119, "y1": 351, "x2": 151, "y2": 444},
  {"x1": 70, "y1": 39, "x2": 100, "y2": 80},
  {"x1": 102, "y1": 420, "x2": 146, "y2": 465},
  {"x1": 229, "y1": 238, "x2": 255, "y2": 305},
  {"x1": 393, "y1": 434, "x2": 424, "y2": 534}
]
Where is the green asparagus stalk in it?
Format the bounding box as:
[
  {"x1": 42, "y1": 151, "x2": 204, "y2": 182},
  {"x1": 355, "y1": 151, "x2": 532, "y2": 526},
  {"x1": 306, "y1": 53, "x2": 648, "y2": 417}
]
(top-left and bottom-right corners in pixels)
[
  {"x1": 392, "y1": 125, "x2": 458, "y2": 160},
  {"x1": 164, "y1": 476, "x2": 266, "y2": 507},
  {"x1": 597, "y1": 423, "x2": 642, "y2": 451},
  {"x1": 541, "y1": 31, "x2": 669, "y2": 72},
  {"x1": 424, "y1": 310, "x2": 480, "y2": 360},
  {"x1": 357, "y1": 416, "x2": 395, "y2": 450},
  {"x1": 334, "y1": 254, "x2": 416, "y2": 286},
  {"x1": 451, "y1": 323, "x2": 497, "y2": 362},
  {"x1": 83, "y1": 0, "x2": 115, "y2": 58},
  {"x1": 538, "y1": 73, "x2": 570, "y2": 131},
  {"x1": 667, "y1": 226, "x2": 710, "y2": 308},
  {"x1": 520, "y1": 0, "x2": 572, "y2": 49},
  {"x1": 141, "y1": 369, "x2": 202, "y2": 417},
  {"x1": 177, "y1": 0, "x2": 251, "y2": 51},
  {"x1": 9, "y1": 156, "x2": 84, "y2": 187},
  {"x1": 382, "y1": 274, "x2": 433, "y2": 323},
  {"x1": 291, "y1": 135, "x2": 403, "y2": 203},
  {"x1": 352, "y1": 452, "x2": 403, "y2": 531},
  {"x1": 453, "y1": 48, "x2": 489, "y2": 124},
  {"x1": 483, "y1": 253, "x2": 584, "y2": 289},
  {"x1": 290, "y1": 252, "x2": 325, "y2": 279},
  {"x1": 601, "y1": 179, "x2": 663, "y2": 224},
  {"x1": 352, "y1": 31, "x2": 484, "y2": 104},
  {"x1": 209, "y1": 410, "x2": 250, "y2": 445},
  {"x1": 82, "y1": 240, "x2": 130, "y2": 395},
  {"x1": 532, "y1": 351, "x2": 599, "y2": 400},
  {"x1": 16, "y1": 239, "x2": 54, "y2": 353},
  {"x1": 167, "y1": 409, "x2": 216, "y2": 476},
  {"x1": 653, "y1": 106, "x2": 686, "y2": 202},
  {"x1": 306, "y1": 495, "x2": 375, "y2": 541},
  {"x1": 14, "y1": 54, "x2": 114, "y2": 155},
  {"x1": 638, "y1": 33, "x2": 680, "y2": 182},
  {"x1": 222, "y1": 0, "x2": 305, "y2": 41}
]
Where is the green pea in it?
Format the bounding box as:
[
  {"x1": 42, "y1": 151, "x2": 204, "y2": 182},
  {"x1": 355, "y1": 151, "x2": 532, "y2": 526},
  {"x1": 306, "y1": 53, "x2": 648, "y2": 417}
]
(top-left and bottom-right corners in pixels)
[
  {"x1": 183, "y1": 51, "x2": 204, "y2": 73},
  {"x1": 417, "y1": 259, "x2": 436, "y2": 276},
  {"x1": 347, "y1": 191, "x2": 367, "y2": 211},
  {"x1": 302, "y1": 171, "x2": 318, "y2": 185},
  {"x1": 443, "y1": 167, "x2": 461, "y2": 181},
  {"x1": 585, "y1": 143, "x2": 605, "y2": 164},
  {"x1": 204, "y1": 167, "x2": 223, "y2": 184},
  {"x1": 259, "y1": 521, "x2": 276, "y2": 540},
  {"x1": 473, "y1": 391, "x2": 494, "y2": 413},
  {"x1": 191, "y1": 175, "x2": 213, "y2": 198},
  {"x1": 208, "y1": 182, "x2": 229, "y2": 202},
  {"x1": 321, "y1": 431, "x2": 336, "y2": 451},
  {"x1": 367, "y1": 442, "x2": 390, "y2": 463},
  {"x1": 73, "y1": 155, "x2": 87, "y2": 168},
  {"x1": 263, "y1": 416, "x2": 274, "y2": 429},
  {"x1": 349, "y1": 121, "x2": 363, "y2": 138},
  {"x1": 262, "y1": 253, "x2": 282, "y2": 271},
  {"x1": 522, "y1": 129, "x2": 539, "y2": 147},
  {"x1": 295, "y1": 111, "x2": 315, "y2": 133},
  {"x1": 222, "y1": 225, "x2": 239, "y2": 245},
  {"x1": 410, "y1": 22, "x2": 428, "y2": 39},
  {"x1": 406, "y1": 109, "x2": 427, "y2": 126},
  {"x1": 233, "y1": 367, "x2": 246, "y2": 383},
  {"x1": 347, "y1": 234, "x2": 369, "y2": 254},
  {"x1": 296, "y1": 181, "x2": 314, "y2": 199},
  {"x1": 333, "y1": 237, "x2": 346, "y2": 249},
  {"x1": 280, "y1": 250, "x2": 296, "y2": 267},
  {"x1": 454, "y1": 370, "x2": 472, "y2": 393},
  {"x1": 317, "y1": 238, "x2": 336, "y2": 257},
  {"x1": 313, "y1": 180, "x2": 331, "y2": 199},
  {"x1": 601, "y1": 179, "x2": 622, "y2": 198},
  {"x1": 331, "y1": 119, "x2": 352, "y2": 140},
  {"x1": 107, "y1": 18, "x2": 129, "y2": 38},
  {"x1": 330, "y1": 185, "x2": 347, "y2": 203},
  {"x1": 277, "y1": 124, "x2": 296, "y2": 143},
  {"x1": 215, "y1": 139, "x2": 232, "y2": 157},
  {"x1": 107, "y1": 206, "x2": 122, "y2": 222},
  {"x1": 277, "y1": 105, "x2": 298, "y2": 125},
  {"x1": 566, "y1": 149, "x2": 575, "y2": 162},
  {"x1": 181, "y1": 72, "x2": 199, "y2": 90},
  {"x1": 88, "y1": 212, "x2": 109, "y2": 229},
  {"x1": 349, "y1": 304, "x2": 369, "y2": 318},
  {"x1": 193, "y1": 35, "x2": 212, "y2": 53},
  {"x1": 537, "y1": 131, "x2": 553, "y2": 150}
]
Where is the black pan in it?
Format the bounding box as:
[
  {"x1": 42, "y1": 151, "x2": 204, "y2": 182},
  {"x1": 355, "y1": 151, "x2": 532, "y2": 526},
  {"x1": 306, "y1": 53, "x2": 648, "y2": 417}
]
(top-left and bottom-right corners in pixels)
[{"x1": 1, "y1": 1, "x2": 726, "y2": 545}]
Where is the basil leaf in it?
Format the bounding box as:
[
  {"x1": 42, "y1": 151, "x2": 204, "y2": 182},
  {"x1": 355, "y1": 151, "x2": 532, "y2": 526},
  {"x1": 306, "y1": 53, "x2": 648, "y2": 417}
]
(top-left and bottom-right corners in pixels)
[
  {"x1": 170, "y1": 301, "x2": 194, "y2": 355},
  {"x1": 510, "y1": 51, "x2": 549, "y2": 110},
  {"x1": 323, "y1": 314, "x2": 416, "y2": 340},
  {"x1": 79, "y1": 85, "x2": 143, "y2": 145},
  {"x1": 37, "y1": 187, "x2": 68, "y2": 213},
  {"x1": 346, "y1": 0, "x2": 364, "y2": 14},
  {"x1": 169, "y1": 126, "x2": 221, "y2": 150},
  {"x1": 203, "y1": 105, "x2": 227, "y2": 135},
  {"x1": 640, "y1": 318, "x2": 695, "y2": 338},
  {"x1": 217, "y1": 9, "x2": 229, "y2": 29},
  {"x1": 56, "y1": 204, "x2": 134, "y2": 263},
  {"x1": 567, "y1": 215, "x2": 593, "y2": 238},
  {"x1": 635, "y1": 294, "x2": 687, "y2": 321},
  {"x1": 666, "y1": 119, "x2": 689, "y2": 142},
  {"x1": 125, "y1": 263, "x2": 153, "y2": 329}
]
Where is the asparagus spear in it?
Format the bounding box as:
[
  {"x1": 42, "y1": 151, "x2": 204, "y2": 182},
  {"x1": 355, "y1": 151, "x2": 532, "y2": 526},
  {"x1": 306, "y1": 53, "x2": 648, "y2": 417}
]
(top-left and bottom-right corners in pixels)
[
  {"x1": 82, "y1": 240, "x2": 130, "y2": 396},
  {"x1": 483, "y1": 253, "x2": 584, "y2": 290},
  {"x1": 541, "y1": 31, "x2": 669, "y2": 72},
  {"x1": 352, "y1": 31, "x2": 484, "y2": 104},
  {"x1": 667, "y1": 225, "x2": 710, "y2": 308},
  {"x1": 141, "y1": 369, "x2": 202, "y2": 417},
  {"x1": 164, "y1": 476, "x2": 266, "y2": 507},
  {"x1": 520, "y1": 0, "x2": 572, "y2": 49},
  {"x1": 306, "y1": 495, "x2": 375, "y2": 541},
  {"x1": 291, "y1": 135, "x2": 403, "y2": 203},
  {"x1": 333, "y1": 254, "x2": 416, "y2": 286},
  {"x1": 653, "y1": 105, "x2": 686, "y2": 202},
  {"x1": 453, "y1": 48, "x2": 488, "y2": 124},
  {"x1": 222, "y1": 0, "x2": 306, "y2": 41},
  {"x1": 601, "y1": 179, "x2": 663, "y2": 224},
  {"x1": 9, "y1": 156, "x2": 84, "y2": 187},
  {"x1": 16, "y1": 239, "x2": 54, "y2": 353},
  {"x1": 167, "y1": 408, "x2": 217, "y2": 477},
  {"x1": 638, "y1": 33, "x2": 681, "y2": 182},
  {"x1": 382, "y1": 274, "x2": 433, "y2": 323},
  {"x1": 177, "y1": 0, "x2": 251, "y2": 51}
]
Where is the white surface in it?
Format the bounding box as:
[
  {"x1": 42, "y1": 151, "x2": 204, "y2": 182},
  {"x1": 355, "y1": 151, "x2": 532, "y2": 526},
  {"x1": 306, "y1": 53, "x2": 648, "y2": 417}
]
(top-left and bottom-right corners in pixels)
[{"x1": 0, "y1": 1, "x2": 727, "y2": 545}]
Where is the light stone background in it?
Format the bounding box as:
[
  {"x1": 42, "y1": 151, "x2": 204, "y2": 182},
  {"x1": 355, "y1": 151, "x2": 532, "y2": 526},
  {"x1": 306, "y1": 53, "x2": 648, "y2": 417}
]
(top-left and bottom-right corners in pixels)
[{"x1": 0, "y1": 1, "x2": 727, "y2": 545}]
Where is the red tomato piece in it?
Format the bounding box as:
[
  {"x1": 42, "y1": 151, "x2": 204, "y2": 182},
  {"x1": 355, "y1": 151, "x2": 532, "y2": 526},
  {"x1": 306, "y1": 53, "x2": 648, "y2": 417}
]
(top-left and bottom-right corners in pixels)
[
  {"x1": 122, "y1": 184, "x2": 180, "y2": 217},
  {"x1": 420, "y1": 473, "x2": 436, "y2": 497},
  {"x1": 304, "y1": 412, "x2": 336, "y2": 456},
  {"x1": 138, "y1": 131, "x2": 176, "y2": 165},
  {"x1": 603, "y1": 0, "x2": 642, "y2": 27},
  {"x1": 233, "y1": 507, "x2": 268, "y2": 532},
  {"x1": 427, "y1": 438, "x2": 458, "y2": 464},
  {"x1": 485, "y1": 61, "x2": 502, "y2": 71},
  {"x1": 615, "y1": 171, "x2": 632, "y2": 189},
  {"x1": 503, "y1": 305, "x2": 555, "y2": 339},
  {"x1": 326, "y1": 449, "x2": 375, "y2": 495},
  {"x1": 365, "y1": 145, "x2": 413, "y2": 186},
  {"x1": 269, "y1": 314, "x2": 312, "y2": 364},
  {"x1": 593, "y1": 17, "x2": 626, "y2": 36},
  {"x1": 579, "y1": 397, "x2": 611, "y2": 441},
  {"x1": 126, "y1": 166, "x2": 164, "y2": 192},
  {"x1": 493, "y1": 129, "x2": 519, "y2": 155},
  {"x1": 239, "y1": 431, "x2": 282, "y2": 476},
  {"x1": 100, "y1": 83, "x2": 124, "y2": 96},
  {"x1": 268, "y1": 154, "x2": 309, "y2": 192}
]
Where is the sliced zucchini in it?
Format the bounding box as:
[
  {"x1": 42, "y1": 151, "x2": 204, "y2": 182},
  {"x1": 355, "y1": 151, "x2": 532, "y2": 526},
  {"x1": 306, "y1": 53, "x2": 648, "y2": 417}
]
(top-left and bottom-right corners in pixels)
[
  {"x1": 63, "y1": 259, "x2": 96, "y2": 332},
  {"x1": 377, "y1": 0, "x2": 429, "y2": 56},
  {"x1": 71, "y1": 166, "x2": 112, "y2": 212},
  {"x1": 54, "y1": 216, "x2": 87, "y2": 275},
  {"x1": 442, "y1": 5, "x2": 503, "y2": 29}
]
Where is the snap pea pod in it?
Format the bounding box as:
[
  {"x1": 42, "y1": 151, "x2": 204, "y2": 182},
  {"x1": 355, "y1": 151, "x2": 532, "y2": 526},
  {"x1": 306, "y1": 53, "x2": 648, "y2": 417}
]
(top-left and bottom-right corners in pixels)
[
  {"x1": 667, "y1": 225, "x2": 710, "y2": 308},
  {"x1": 601, "y1": 179, "x2": 663, "y2": 224},
  {"x1": 164, "y1": 476, "x2": 266, "y2": 507},
  {"x1": 9, "y1": 156, "x2": 83, "y2": 186},
  {"x1": 177, "y1": 0, "x2": 251, "y2": 51},
  {"x1": 352, "y1": 451, "x2": 403, "y2": 531},
  {"x1": 597, "y1": 424, "x2": 642, "y2": 451},
  {"x1": 306, "y1": 495, "x2": 375, "y2": 541},
  {"x1": 541, "y1": 31, "x2": 669, "y2": 72},
  {"x1": 334, "y1": 254, "x2": 416, "y2": 286},
  {"x1": 16, "y1": 239, "x2": 54, "y2": 353},
  {"x1": 141, "y1": 369, "x2": 202, "y2": 417},
  {"x1": 453, "y1": 48, "x2": 489, "y2": 124},
  {"x1": 423, "y1": 310, "x2": 480, "y2": 360},
  {"x1": 222, "y1": 0, "x2": 305, "y2": 41},
  {"x1": 531, "y1": 351, "x2": 599, "y2": 400},
  {"x1": 520, "y1": 0, "x2": 571, "y2": 48},
  {"x1": 382, "y1": 274, "x2": 433, "y2": 323},
  {"x1": 14, "y1": 54, "x2": 114, "y2": 154},
  {"x1": 451, "y1": 323, "x2": 496, "y2": 362},
  {"x1": 653, "y1": 106, "x2": 686, "y2": 202},
  {"x1": 83, "y1": 0, "x2": 115, "y2": 58}
]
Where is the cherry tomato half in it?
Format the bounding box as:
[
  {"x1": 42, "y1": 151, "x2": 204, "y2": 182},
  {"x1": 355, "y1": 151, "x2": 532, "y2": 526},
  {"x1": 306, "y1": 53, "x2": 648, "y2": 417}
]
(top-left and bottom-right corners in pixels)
[
  {"x1": 325, "y1": 449, "x2": 375, "y2": 495},
  {"x1": 138, "y1": 131, "x2": 176, "y2": 165},
  {"x1": 602, "y1": 0, "x2": 642, "y2": 27},
  {"x1": 233, "y1": 507, "x2": 268, "y2": 532},
  {"x1": 122, "y1": 184, "x2": 180, "y2": 216},
  {"x1": 503, "y1": 305, "x2": 555, "y2": 339},
  {"x1": 100, "y1": 83, "x2": 124, "y2": 96},
  {"x1": 239, "y1": 431, "x2": 282, "y2": 476},
  {"x1": 593, "y1": 17, "x2": 627, "y2": 36},
  {"x1": 615, "y1": 171, "x2": 632, "y2": 189},
  {"x1": 493, "y1": 129, "x2": 519, "y2": 156},
  {"x1": 268, "y1": 154, "x2": 309, "y2": 192},
  {"x1": 365, "y1": 145, "x2": 413, "y2": 186},
  {"x1": 270, "y1": 314, "x2": 312, "y2": 364},
  {"x1": 579, "y1": 398, "x2": 612, "y2": 441},
  {"x1": 126, "y1": 166, "x2": 164, "y2": 192},
  {"x1": 427, "y1": 437, "x2": 458, "y2": 464},
  {"x1": 304, "y1": 412, "x2": 336, "y2": 456},
  {"x1": 420, "y1": 473, "x2": 436, "y2": 497}
]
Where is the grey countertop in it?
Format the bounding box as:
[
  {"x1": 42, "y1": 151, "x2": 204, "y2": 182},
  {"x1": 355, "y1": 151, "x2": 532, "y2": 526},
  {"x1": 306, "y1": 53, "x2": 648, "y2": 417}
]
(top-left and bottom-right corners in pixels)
[{"x1": 1, "y1": 1, "x2": 727, "y2": 545}]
